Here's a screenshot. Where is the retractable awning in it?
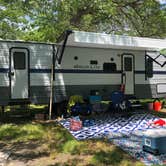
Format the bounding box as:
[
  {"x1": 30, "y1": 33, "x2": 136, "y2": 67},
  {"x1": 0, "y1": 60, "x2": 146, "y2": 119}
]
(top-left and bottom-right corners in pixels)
[{"x1": 66, "y1": 31, "x2": 166, "y2": 51}]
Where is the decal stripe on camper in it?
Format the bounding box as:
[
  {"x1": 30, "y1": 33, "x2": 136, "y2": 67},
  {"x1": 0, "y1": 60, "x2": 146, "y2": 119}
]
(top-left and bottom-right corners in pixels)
[
  {"x1": 0, "y1": 68, "x2": 166, "y2": 75},
  {"x1": 0, "y1": 68, "x2": 9, "y2": 73},
  {"x1": 30, "y1": 69, "x2": 166, "y2": 75}
]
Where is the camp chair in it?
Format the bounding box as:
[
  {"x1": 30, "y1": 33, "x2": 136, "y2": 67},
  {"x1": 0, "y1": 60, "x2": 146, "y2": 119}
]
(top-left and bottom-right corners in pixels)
[
  {"x1": 89, "y1": 95, "x2": 110, "y2": 114},
  {"x1": 109, "y1": 91, "x2": 131, "y2": 113},
  {"x1": 67, "y1": 95, "x2": 91, "y2": 116},
  {"x1": 67, "y1": 95, "x2": 84, "y2": 115}
]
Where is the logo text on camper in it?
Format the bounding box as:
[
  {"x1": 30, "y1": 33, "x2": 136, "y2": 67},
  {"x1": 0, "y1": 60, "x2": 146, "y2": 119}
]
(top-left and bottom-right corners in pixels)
[{"x1": 74, "y1": 65, "x2": 101, "y2": 69}]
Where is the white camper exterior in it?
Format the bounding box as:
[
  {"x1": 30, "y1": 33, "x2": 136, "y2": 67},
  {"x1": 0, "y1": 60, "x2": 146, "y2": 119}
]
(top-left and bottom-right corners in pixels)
[
  {"x1": 55, "y1": 31, "x2": 166, "y2": 101},
  {"x1": 0, "y1": 41, "x2": 54, "y2": 105},
  {"x1": 0, "y1": 31, "x2": 165, "y2": 105}
]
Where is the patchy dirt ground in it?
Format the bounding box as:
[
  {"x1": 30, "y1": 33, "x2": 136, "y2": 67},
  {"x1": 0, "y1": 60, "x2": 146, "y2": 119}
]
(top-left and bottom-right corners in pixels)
[
  {"x1": 1, "y1": 104, "x2": 166, "y2": 166},
  {"x1": 0, "y1": 139, "x2": 137, "y2": 166},
  {"x1": 0, "y1": 122, "x2": 142, "y2": 166}
]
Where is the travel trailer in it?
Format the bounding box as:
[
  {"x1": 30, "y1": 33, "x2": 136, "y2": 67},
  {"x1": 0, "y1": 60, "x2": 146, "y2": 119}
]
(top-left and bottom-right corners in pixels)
[{"x1": 0, "y1": 30, "x2": 165, "y2": 106}]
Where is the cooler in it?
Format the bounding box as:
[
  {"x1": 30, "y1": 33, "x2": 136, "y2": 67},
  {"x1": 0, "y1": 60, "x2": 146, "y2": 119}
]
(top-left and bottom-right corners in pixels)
[{"x1": 142, "y1": 128, "x2": 166, "y2": 155}]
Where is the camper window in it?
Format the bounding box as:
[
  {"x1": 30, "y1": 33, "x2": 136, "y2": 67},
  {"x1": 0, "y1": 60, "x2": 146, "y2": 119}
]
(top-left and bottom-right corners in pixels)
[
  {"x1": 146, "y1": 58, "x2": 153, "y2": 78},
  {"x1": 103, "y1": 63, "x2": 117, "y2": 72},
  {"x1": 13, "y1": 52, "x2": 26, "y2": 70}
]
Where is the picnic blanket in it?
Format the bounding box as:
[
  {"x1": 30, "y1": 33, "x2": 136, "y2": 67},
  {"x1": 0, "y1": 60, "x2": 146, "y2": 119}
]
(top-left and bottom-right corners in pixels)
[
  {"x1": 60, "y1": 113, "x2": 158, "y2": 140},
  {"x1": 59, "y1": 112, "x2": 166, "y2": 165}
]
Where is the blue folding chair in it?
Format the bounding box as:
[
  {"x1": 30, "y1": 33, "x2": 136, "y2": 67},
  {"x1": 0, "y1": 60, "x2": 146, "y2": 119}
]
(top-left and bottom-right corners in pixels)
[{"x1": 110, "y1": 91, "x2": 131, "y2": 112}]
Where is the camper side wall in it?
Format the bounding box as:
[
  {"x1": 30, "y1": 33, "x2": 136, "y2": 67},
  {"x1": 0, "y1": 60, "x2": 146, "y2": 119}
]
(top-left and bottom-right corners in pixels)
[
  {"x1": 0, "y1": 43, "x2": 10, "y2": 105},
  {"x1": 29, "y1": 44, "x2": 52, "y2": 104},
  {"x1": 0, "y1": 41, "x2": 53, "y2": 105},
  {"x1": 0, "y1": 42, "x2": 165, "y2": 106},
  {"x1": 54, "y1": 46, "x2": 166, "y2": 101}
]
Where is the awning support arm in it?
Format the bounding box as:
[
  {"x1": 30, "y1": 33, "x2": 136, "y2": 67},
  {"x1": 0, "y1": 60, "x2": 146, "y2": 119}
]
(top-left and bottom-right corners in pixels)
[{"x1": 58, "y1": 30, "x2": 73, "y2": 64}]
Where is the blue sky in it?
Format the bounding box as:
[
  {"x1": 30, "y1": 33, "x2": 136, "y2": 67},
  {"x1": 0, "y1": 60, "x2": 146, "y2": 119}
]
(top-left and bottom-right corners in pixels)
[{"x1": 158, "y1": 0, "x2": 166, "y2": 4}]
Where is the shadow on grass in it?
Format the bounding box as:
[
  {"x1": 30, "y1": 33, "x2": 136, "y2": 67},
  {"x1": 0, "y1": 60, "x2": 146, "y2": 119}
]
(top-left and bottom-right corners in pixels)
[
  {"x1": 0, "y1": 120, "x2": 145, "y2": 166},
  {"x1": 91, "y1": 147, "x2": 131, "y2": 166},
  {"x1": 62, "y1": 158, "x2": 85, "y2": 166},
  {"x1": 10, "y1": 151, "x2": 49, "y2": 162},
  {"x1": 0, "y1": 115, "x2": 33, "y2": 124},
  {"x1": 0, "y1": 104, "x2": 48, "y2": 124},
  {"x1": 0, "y1": 141, "x2": 50, "y2": 163}
]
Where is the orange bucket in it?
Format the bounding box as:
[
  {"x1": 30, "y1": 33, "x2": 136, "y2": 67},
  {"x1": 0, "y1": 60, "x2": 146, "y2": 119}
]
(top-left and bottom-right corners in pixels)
[{"x1": 153, "y1": 99, "x2": 162, "y2": 111}]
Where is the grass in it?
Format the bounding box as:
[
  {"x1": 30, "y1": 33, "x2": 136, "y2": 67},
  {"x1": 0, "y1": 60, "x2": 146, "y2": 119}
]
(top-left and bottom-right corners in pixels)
[
  {"x1": 0, "y1": 120, "x2": 144, "y2": 165},
  {"x1": 0, "y1": 123, "x2": 45, "y2": 142},
  {"x1": 0, "y1": 103, "x2": 166, "y2": 165}
]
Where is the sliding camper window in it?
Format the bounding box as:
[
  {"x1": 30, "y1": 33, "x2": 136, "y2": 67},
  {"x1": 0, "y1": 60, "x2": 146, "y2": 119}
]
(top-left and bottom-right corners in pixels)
[
  {"x1": 146, "y1": 58, "x2": 153, "y2": 78},
  {"x1": 13, "y1": 52, "x2": 26, "y2": 70},
  {"x1": 103, "y1": 63, "x2": 117, "y2": 72}
]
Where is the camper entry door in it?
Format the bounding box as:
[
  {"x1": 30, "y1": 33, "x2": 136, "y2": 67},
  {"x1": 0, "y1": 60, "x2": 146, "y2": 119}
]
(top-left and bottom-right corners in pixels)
[
  {"x1": 122, "y1": 54, "x2": 134, "y2": 95},
  {"x1": 10, "y1": 48, "x2": 29, "y2": 99}
]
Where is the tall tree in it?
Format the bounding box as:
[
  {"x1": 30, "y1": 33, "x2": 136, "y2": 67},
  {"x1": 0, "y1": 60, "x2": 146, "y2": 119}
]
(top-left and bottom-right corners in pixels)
[
  {"x1": 0, "y1": 0, "x2": 166, "y2": 41},
  {"x1": 0, "y1": 0, "x2": 27, "y2": 39}
]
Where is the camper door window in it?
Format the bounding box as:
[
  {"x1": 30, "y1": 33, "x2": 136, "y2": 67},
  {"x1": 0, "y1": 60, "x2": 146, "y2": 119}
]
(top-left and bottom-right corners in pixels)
[
  {"x1": 124, "y1": 57, "x2": 132, "y2": 71},
  {"x1": 13, "y1": 52, "x2": 26, "y2": 70}
]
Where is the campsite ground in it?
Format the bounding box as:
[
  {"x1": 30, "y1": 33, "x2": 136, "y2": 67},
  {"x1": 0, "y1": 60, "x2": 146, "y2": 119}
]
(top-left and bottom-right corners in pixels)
[{"x1": 0, "y1": 105, "x2": 166, "y2": 166}]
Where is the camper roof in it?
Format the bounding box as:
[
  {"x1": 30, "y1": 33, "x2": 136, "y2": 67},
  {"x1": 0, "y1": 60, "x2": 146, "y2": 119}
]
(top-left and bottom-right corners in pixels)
[
  {"x1": 65, "y1": 31, "x2": 166, "y2": 51},
  {"x1": 0, "y1": 39, "x2": 54, "y2": 45}
]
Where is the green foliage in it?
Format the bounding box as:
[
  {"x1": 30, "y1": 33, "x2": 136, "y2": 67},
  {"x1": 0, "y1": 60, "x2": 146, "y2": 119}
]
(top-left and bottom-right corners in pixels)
[
  {"x1": 0, "y1": 0, "x2": 166, "y2": 41},
  {"x1": 0, "y1": 0, "x2": 27, "y2": 39},
  {"x1": 62, "y1": 140, "x2": 84, "y2": 154},
  {"x1": 91, "y1": 148, "x2": 128, "y2": 166},
  {"x1": 0, "y1": 124, "x2": 20, "y2": 140},
  {"x1": 0, "y1": 123, "x2": 45, "y2": 141},
  {"x1": 160, "y1": 49, "x2": 166, "y2": 55}
]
